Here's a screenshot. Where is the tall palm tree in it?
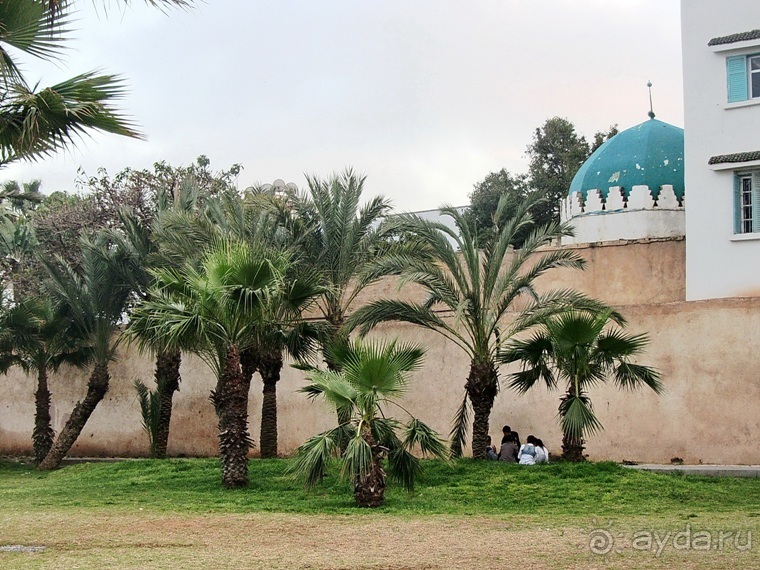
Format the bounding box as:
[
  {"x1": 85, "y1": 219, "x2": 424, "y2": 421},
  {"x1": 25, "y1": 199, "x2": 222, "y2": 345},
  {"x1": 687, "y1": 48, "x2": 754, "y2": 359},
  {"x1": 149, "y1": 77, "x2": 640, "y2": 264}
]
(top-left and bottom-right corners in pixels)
[
  {"x1": 128, "y1": 241, "x2": 288, "y2": 488},
  {"x1": 254, "y1": 270, "x2": 323, "y2": 458},
  {"x1": 287, "y1": 168, "x2": 398, "y2": 369},
  {"x1": 108, "y1": 207, "x2": 183, "y2": 459},
  {"x1": 500, "y1": 310, "x2": 662, "y2": 461},
  {"x1": 0, "y1": 297, "x2": 90, "y2": 463},
  {"x1": 348, "y1": 194, "x2": 615, "y2": 459},
  {"x1": 37, "y1": 232, "x2": 137, "y2": 470},
  {"x1": 156, "y1": 188, "x2": 324, "y2": 458},
  {"x1": 291, "y1": 339, "x2": 448, "y2": 508}
]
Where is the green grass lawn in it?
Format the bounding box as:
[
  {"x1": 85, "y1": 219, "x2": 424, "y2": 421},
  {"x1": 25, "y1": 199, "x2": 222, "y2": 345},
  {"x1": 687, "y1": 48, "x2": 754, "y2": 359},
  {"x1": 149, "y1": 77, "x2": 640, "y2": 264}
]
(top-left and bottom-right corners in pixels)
[
  {"x1": 2, "y1": 457, "x2": 759, "y2": 517},
  {"x1": 2, "y1": 459, "x2": 759, "y2": 569}
]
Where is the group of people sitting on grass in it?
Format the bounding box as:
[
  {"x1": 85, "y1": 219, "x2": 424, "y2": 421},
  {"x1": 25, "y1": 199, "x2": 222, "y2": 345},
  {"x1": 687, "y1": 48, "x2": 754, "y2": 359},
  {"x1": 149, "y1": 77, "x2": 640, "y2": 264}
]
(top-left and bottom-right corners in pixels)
[{"x1": 485, "y1": 425, "x2": 549, "y2": 464}]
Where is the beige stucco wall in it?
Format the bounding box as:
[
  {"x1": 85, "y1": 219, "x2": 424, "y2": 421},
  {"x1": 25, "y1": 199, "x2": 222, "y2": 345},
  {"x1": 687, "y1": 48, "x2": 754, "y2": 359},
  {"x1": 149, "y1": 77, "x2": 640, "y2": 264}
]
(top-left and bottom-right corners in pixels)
[{"x1": 3, "y1": 237, "x2": 757, "y2": 464}]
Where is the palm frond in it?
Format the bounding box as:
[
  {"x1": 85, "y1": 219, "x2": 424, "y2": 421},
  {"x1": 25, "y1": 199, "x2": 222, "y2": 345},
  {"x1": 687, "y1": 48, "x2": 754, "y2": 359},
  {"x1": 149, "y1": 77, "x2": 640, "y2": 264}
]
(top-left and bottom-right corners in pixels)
[
  {"x1": 402, "y1": 418, "x2": 448, "y2": 460},
  {"x1": 286, "y1": 429, "x2": 341, "y2": 488},
  {"x1": 559, "y1": 394, "x2": 603, "y2": 441},
  {"x1": 448, "y1": 392, "x2": 470, "y2": 459}
]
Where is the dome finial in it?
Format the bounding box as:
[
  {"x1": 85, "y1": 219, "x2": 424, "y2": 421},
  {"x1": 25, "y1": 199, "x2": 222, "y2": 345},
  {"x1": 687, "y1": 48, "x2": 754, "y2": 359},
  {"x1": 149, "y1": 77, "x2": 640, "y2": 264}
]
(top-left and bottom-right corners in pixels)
[{"x1": 647, "y1": 80, "x2": 655, "y2": 119}]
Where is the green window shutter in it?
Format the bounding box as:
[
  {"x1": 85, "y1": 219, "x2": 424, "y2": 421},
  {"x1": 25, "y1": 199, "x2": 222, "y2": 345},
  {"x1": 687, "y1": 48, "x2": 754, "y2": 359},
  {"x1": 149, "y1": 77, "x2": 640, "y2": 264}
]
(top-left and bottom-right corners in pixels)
[
  {"x1": 727, "y1": 56, "x2": 748, "y2": 103},
  {"x1": 752, "y1": 172, "x2": 760, "y2": 232},
  {"x1": 734, "y1": 174, "x2": 742, "y2": 233}
]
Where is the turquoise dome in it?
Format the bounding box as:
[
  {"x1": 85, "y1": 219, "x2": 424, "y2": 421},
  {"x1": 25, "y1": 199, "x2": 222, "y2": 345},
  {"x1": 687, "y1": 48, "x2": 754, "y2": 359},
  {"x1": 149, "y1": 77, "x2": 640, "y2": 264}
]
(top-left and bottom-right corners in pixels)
[{"x1": 569, "y1": 118, "x2": 684, "y2": 200}]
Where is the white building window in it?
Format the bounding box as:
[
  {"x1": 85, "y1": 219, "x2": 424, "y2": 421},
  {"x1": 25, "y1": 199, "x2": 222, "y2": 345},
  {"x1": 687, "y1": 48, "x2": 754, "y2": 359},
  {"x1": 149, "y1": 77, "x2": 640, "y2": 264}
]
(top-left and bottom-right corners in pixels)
[
  {"x1": 735, "y1": 172, "x2": 760, "y2": 234},
  {"x1": 726, "y1": 54, "x2": 760, "y2": 102}
]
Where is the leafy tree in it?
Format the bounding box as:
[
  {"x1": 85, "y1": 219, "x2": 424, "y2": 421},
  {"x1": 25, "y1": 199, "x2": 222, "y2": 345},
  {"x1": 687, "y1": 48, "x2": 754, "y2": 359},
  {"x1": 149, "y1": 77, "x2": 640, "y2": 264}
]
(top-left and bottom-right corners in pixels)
[
  {"x1": 291, "y1": 339, "x2": 448, "y2": 508},
  {"x1": 590, "y1": 125, "x2": 619, "y2": 154},
  {"x1": 526, "y1": 117, "x2": 590, "y2": 228},
  {"x1": 501, "y1": 310, "x2": 661, "y2": 461},
  {"x1": 349, "y1": 194, "x2": 613, "y2": 459},
  {"x1": 0, "y1": 297, "x2": 90, "y2": 463},
  {"x1": 128, "y1": 241, "x2": 290, "y2": 488},
  {"x1": 37, "y1": 232, "x2": 138, "y2": 470},
  {"x1": 465, "y1": 169, "x2": 532, "y2": 247}
]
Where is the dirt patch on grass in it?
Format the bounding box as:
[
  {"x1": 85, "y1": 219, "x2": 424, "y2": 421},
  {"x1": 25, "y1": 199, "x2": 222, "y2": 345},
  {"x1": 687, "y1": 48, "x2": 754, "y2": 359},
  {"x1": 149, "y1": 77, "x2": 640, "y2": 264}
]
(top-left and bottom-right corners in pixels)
[{"x1": 1, "y1": 511, "x2": 756, "y2": 569}]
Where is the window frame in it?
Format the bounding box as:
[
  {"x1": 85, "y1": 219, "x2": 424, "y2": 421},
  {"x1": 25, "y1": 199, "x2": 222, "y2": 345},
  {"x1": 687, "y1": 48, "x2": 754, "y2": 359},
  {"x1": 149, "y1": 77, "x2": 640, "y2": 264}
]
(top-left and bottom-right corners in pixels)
[
  {"x1": 734, "y1": 170, "x2": 760, "y2": 235},
  {"x1": 726, "y1": 53, "x2": 760, "y2": 103}
]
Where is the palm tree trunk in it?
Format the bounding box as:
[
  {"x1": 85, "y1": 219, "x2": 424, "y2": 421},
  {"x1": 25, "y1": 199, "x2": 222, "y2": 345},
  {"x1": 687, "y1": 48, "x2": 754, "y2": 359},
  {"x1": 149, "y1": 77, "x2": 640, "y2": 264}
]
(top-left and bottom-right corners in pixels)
[
  {"x1": 240, "y1": 347, "x2": 259, "y2": 396},
  {"x1": 152, "y1": 348, "x2": 182, "y2": 459},
  {"x1": 215, "y1": 346, "x2": 251, "y2": 488},
  {"x1": 33, "y1": 367, "x2": 55, "y2": 465},
  {"x1": 259, "y1": 351, "x2": 283, "y2": 459},
  {"x1": 324, "y1": 321, "x2": 352, "y2": 453},
  {"x1": 38, "y1": 363, "x2": 110, "y2": 471},
  {"x1": 466, "y1": 359, "x2": 499, "y2": 460},
  {"x1": 353, "y1": 427, "x2": 386, "y2": 508},
  {"x1": 561, "y1": 433, "x2": 586, "y2": 462}
]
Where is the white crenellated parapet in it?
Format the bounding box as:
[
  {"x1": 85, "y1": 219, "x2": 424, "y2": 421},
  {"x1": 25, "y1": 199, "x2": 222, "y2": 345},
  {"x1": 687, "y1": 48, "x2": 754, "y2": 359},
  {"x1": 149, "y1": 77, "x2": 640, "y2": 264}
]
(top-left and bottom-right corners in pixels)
[
  {"x1": 569, "y1": 191, "x2": 584, "y2": 215},
  {"x1": 655, "y1": 185, "x2": 679, "y2": 209},
  {"x1": 562, "y1": 184, "x2": 686, "y2": 245},
  {"x1": 605, "y1": 186, "x2": 625, "y2": 211},
  {"x1": 584, "y1": 189, "x2": 604, "y2": 213},
  {"x1": 627, "y1": 185, "x2": 655, "y2": 210}
]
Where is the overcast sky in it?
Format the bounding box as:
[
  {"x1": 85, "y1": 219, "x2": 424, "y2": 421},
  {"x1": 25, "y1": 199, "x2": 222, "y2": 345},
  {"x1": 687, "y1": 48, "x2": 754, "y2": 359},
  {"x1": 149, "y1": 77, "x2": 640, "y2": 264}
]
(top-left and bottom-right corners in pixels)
[{"x1": 3, "y1": 0, "x2": 683, "y2": 211}]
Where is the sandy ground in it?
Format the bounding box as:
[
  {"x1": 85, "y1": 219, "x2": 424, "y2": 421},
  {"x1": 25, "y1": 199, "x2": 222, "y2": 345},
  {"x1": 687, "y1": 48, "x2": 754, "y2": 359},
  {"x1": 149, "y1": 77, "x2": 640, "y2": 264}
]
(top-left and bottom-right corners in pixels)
[{"x1": 1, "y1": 511, "x2": 757, "y2": 569}]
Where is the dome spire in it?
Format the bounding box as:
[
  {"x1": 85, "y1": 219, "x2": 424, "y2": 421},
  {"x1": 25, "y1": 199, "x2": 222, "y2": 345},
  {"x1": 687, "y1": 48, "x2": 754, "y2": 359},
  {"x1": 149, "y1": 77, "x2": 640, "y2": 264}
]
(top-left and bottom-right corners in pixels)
[{"x1": 647, "y1": 80, "x2": 656, "y2": 119}]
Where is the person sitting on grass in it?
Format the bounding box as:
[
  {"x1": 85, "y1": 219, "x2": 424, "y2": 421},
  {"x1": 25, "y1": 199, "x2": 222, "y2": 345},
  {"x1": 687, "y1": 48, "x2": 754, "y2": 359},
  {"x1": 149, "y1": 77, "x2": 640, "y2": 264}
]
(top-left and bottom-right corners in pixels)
[
  {"x1": 486, "y1": 435, "x2": 499, "y2": 460},
  {"x1": 534, "y1": 438, "x2": 549, "y2": 464},
  {"x1": 501, "y1": 425, "x2": 512, "y2": 444},
  {"x1": 498, "y1": 431, "x2": 519, "y2": 463},
  {"x1": 518, "y1": 435, "x2": 538, "y2": 465}
]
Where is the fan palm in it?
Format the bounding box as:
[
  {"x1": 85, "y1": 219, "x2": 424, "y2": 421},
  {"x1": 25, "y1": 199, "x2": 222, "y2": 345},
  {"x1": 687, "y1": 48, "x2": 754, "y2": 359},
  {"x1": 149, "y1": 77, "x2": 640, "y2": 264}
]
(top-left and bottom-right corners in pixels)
[
  {"x1": 349, "y1": 193, "x2": 615, "y2": 459},
  {"x1": 500, "y1": 310, "x2": 662, "y2": 461},
  {"x1": 127, "y1": 240, "x2": 289, "y2": 488},
  {"x1": 291, "y1": 339, "x2": 448, "y2": 507},
  {"x1": 155, "y1": 189, "x2": 324, "y2": 458},
  {"x1": 37, "y1": 232, "x2": 137, "y2": 470},
  {"x1": 0, "y1": 296, "x2": 91, "y2": 463}
]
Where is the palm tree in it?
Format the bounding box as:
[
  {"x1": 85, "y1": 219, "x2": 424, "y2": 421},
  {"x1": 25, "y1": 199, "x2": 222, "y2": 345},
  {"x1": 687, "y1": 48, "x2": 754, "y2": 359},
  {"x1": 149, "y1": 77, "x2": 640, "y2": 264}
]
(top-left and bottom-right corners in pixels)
[
  {"x1": 287, "y1": 169, "x2": 398, "y2": 369},
  {"x1": 0, "y1": 0, "x2": 139, "y2": 167},
  {"x1": 108, "y1": 207, "x2": 183, "y2": 459},
  {"x1": 37, "y1": 233, "x2": 137, "y2": 470},
  {"x1": 290, "y1": 339, "x2": 448, "y2": 508},
  {"x1": 127, "y1": 241, "x2": 288, "y2": 488},
  {"x1": 0, "y1": 1, "x2": 193, "y2": 167},
  {"x1": 500, "y1": 310, "x2": 662, "y2": 461},
  {"x1": 0, "y1": 297, "x2": 90, "y2": 463},
  {"x1": 348, "y1": 194, "x2": 614, "y2": 459},
  {"x1": 254, "y1": 270, "x2": 323, "y2": 458}
]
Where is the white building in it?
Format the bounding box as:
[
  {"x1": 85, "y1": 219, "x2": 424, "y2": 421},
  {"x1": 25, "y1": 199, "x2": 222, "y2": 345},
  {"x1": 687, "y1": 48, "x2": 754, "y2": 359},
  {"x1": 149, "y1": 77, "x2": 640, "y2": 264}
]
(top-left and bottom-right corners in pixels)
[{"x1": 682, "y1": 0, "x2": 760, "y2": 300}]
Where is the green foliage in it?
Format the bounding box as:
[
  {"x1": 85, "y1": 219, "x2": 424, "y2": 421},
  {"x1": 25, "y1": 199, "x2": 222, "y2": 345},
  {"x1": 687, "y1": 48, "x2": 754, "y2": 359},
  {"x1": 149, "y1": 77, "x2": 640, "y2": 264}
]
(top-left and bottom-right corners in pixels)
[
  {"x1": 134, "y1": 380, "x2": 161, "y2": 457},
  {"x1": 526, "y1": 117, "x2": 591, "y2": 227},
  {"x1": 468, "y1": 118, "x2": 619, "y2": 235},
  {"x1": 291, "y1": 339, "x2": 448, "y2": 495},
  {"x1": 0, "y1": 0, "x2": 193, "y2": 167},
  {"x1": 501, "y1": 310, "x2": 661, "y2": 456},
  {"x1": 465, "y1": 169, "x2": 532, "y2": 247},
  {"x1": 348, "y1": 193, "x2": 614, "y2": 456}
]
